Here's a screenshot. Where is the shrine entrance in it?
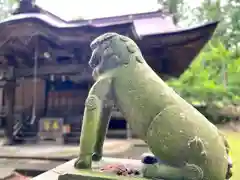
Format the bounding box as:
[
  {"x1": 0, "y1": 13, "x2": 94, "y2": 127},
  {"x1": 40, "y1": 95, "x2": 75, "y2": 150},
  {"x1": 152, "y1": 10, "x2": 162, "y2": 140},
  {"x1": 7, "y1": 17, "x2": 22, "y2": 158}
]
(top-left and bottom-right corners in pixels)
[
  {"x1": 0, "y1": 0, "x2": 218, "y2": 145},
  {"x1": 45, "y1": 75, "x2": 89, "y2": 117},
  {"x1": 42, "y1": 76, "x2": 90, "y2": 143}
]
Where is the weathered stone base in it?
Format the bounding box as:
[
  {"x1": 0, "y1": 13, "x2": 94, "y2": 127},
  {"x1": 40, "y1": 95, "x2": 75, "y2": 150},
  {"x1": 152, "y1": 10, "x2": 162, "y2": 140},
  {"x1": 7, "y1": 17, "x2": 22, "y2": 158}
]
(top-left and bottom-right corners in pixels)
[
  {"x1": 32, "y1": 157, "x2": 147, "y2": 180},
  {"x1": 58, "y1": 171, "x2": 146, "y2": 180}
]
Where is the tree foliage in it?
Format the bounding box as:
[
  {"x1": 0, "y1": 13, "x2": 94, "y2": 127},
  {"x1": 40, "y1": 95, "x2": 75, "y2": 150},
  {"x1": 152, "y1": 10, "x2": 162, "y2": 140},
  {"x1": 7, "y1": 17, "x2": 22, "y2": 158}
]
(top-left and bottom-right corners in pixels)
[
  {"x1": 193, "y1": 0, "x2": 240, "y2": 50},
  {"x1": 167, "y1": 41, "x2": 240, "y2": 105},
  {"x1": 0, "y1": 0, "x2": 17, "y2": 19},
  {"x1": 157, "y1": 0, "x2": 183, "y2": 24},
  {"x1": 158, "y1": 0, "x2": 240, "y2": 50},
  {"x1": 158, "y1": 0, "x2": 240, "y2": 110},
  {"x1": 166, "y1": 41, "x2": 240, "y2": 122}
]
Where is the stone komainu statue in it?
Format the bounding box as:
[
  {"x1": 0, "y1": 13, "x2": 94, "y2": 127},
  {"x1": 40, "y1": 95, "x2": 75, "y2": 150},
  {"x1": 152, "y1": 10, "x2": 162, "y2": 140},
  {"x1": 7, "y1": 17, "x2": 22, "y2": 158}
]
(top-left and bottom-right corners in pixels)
[{"x1": 74, "y1": 32, "x2": 233, "y2": 180}]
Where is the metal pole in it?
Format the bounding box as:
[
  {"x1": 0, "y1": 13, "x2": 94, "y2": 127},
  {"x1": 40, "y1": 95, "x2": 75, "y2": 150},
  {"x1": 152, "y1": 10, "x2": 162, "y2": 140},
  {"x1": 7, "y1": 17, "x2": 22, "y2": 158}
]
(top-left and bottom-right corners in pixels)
[
  {"x1": 30, "y1": 38, "x2": 38, "y2": 124},
  {"x1": 126, "y1": 122, "x2": 132, "y2": 139}
]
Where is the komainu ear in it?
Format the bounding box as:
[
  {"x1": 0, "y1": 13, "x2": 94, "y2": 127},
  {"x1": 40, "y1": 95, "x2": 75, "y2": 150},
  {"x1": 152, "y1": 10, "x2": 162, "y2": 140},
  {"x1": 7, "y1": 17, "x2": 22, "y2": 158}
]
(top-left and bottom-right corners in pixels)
[
  {"x1": 126, "y1": 42, "x2": 136, "y2": 53},
  {"x1": 91, "y1": 33, "x2": 118, "y2": 50},
  {"x1": 120, "y1": 35, "x2": 144, "y2": 64},
  {"x1": 119, "y1": 35, "x2": 129, "y2": 42}
]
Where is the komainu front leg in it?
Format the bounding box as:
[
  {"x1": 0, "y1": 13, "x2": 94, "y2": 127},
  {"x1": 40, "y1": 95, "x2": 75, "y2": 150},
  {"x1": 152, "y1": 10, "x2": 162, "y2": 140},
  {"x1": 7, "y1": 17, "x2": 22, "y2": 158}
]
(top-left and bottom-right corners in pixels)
[
  {"x1": 74, "y1": 77, "x2": 113, "y2": 169},
  {"x1": 74, "y1": 95, "x2": 101, "y2": 169},
  {"x1": 141, "y1": 154, "x2": 203, "y2": 180},
  {"x1": 92, "y1": 103, "x2": 113, "y2": 161}
]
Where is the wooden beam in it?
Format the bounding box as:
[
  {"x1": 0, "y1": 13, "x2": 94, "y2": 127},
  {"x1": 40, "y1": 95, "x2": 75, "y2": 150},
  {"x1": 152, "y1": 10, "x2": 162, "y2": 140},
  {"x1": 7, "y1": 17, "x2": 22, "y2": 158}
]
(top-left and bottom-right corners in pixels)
[
  {"x1": 15, "y1": 64, "x2": 92, "y2": 78},
  {"x1": 68, "y1": 74, "x2": 93, "y2": 83}
]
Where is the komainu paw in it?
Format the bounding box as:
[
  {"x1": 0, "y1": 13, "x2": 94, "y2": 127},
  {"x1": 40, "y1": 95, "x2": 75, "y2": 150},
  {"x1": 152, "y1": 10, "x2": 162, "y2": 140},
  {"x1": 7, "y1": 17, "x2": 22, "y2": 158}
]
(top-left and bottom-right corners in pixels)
[{"x1": 74, "y1": 158, "x2": 91, "y2": 169}]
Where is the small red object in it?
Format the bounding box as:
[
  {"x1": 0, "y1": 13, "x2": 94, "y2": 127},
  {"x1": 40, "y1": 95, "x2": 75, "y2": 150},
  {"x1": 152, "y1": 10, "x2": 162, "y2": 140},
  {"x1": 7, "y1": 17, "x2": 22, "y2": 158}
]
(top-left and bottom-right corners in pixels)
[
  {"x1": 100, "y1": 164, "x2": 139, "y2": 176},
  {"x1": 6, "y1": 172, "x2": 30, "y2": 180}
]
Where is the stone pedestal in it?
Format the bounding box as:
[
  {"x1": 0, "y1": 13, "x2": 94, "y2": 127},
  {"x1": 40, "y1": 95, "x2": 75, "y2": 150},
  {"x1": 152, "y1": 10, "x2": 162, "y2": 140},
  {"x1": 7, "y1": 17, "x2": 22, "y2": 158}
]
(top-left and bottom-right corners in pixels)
[{"x1": 32, "y1": 158, "x2": 148, "y2": 180}]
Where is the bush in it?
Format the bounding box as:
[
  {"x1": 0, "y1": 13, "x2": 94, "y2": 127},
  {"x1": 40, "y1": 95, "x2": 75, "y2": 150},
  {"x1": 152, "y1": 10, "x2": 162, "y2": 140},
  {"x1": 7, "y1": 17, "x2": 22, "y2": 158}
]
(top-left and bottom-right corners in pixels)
[{"x1": 167, "y1": 40, "x2": 240, "y2": 123}]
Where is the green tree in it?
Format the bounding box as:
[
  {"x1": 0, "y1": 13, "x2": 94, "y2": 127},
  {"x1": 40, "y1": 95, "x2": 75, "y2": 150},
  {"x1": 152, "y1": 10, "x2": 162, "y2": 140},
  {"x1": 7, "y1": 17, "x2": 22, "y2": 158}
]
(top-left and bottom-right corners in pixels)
[
  {"x1": 157, "y1": 0, "x2": 183, "y2": 24},
  {"x1": 0, "y1": 0, "x2": 17, "y2": 19},
  {"x1": 187, "y1": 0, "x2": 240, "y2": 50},
  {"x1": 167, "y1": 41, "x2": 240, "y2": 105}
]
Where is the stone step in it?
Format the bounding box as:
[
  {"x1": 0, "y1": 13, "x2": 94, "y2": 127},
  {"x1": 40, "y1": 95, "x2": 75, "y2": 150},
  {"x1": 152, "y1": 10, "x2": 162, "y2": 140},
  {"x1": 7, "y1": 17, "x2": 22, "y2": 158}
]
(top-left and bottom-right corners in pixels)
[
  {"x1": 32, "y1": 158, "x2": 147, "y2": 180},
  {"x1": 0, "y1": 140, "x2": 133, "y2": 161}
]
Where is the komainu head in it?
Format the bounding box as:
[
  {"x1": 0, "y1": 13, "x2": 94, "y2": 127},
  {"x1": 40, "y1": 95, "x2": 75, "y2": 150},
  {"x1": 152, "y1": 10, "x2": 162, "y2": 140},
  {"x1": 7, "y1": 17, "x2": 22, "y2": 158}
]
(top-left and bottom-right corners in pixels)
[{"x1": 89, "y1": 32, "x2": 144, "y2": 79}]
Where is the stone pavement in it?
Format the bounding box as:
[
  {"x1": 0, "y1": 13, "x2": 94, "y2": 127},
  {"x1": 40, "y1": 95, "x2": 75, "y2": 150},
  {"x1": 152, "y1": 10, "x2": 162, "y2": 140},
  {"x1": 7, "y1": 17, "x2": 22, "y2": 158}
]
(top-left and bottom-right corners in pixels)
[
  {"x1": 0, "y1": 168, "x2": 15, "y2": 180},
  {"x1": 0, "y1": 138, "x2": 148, "y2": 179},
  {"x1": 32, "y1": 158, "x2": 145, "y2": 180},
  {"x1": 0, "y1": 139, "x2": 137, "y2": 160}
]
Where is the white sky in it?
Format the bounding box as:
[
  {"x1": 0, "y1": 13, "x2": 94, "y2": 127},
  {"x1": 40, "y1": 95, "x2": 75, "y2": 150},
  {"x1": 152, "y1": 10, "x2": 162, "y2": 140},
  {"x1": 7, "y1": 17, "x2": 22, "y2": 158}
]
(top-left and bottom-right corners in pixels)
[{"x1": 36, "y1": 0, "x2": 201, "y2": 21}]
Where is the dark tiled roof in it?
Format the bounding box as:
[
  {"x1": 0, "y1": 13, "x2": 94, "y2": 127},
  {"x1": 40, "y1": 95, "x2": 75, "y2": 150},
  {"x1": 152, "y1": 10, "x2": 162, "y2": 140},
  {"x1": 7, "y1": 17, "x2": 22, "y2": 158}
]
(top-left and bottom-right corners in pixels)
[
  {"x1": 0, "y1": 7, "x2": 218, "y2": 77},
  {"x1": 1, "y1": 10, "x2": 172, "y2": 30}
]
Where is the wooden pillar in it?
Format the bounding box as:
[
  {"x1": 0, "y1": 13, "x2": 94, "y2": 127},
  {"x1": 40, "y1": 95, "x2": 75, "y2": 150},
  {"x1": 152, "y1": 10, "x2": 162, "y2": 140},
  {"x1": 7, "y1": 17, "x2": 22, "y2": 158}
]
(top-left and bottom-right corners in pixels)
[
  {"x1": 0, "y1": 66, "x2": 17, "y2": 145},
  {"x1": 0, "y1": 87, "x2": 3, "y2": 117},
  {"x1": 4, "y1": 79, "x2": 16, "y2": 144}
]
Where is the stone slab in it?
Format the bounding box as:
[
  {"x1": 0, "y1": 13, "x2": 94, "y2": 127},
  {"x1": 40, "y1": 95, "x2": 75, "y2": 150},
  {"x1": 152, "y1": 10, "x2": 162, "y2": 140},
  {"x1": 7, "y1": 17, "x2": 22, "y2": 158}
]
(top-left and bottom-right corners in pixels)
[
  {"x1": 0, "y1": 168, "x2": 15, "y2": 180},
  {"x1": 58, "y1": 172, "x2": 146, "y2": 180},
  {"x1": 0, "y1": 140, "x2": 132, "y2": 160},
  {"x1": 0, "y1": 158, "x2": 62, "y2": 172},
  {"x1": 32, "y1": 158, "x2": 148, "y2": 180}
]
